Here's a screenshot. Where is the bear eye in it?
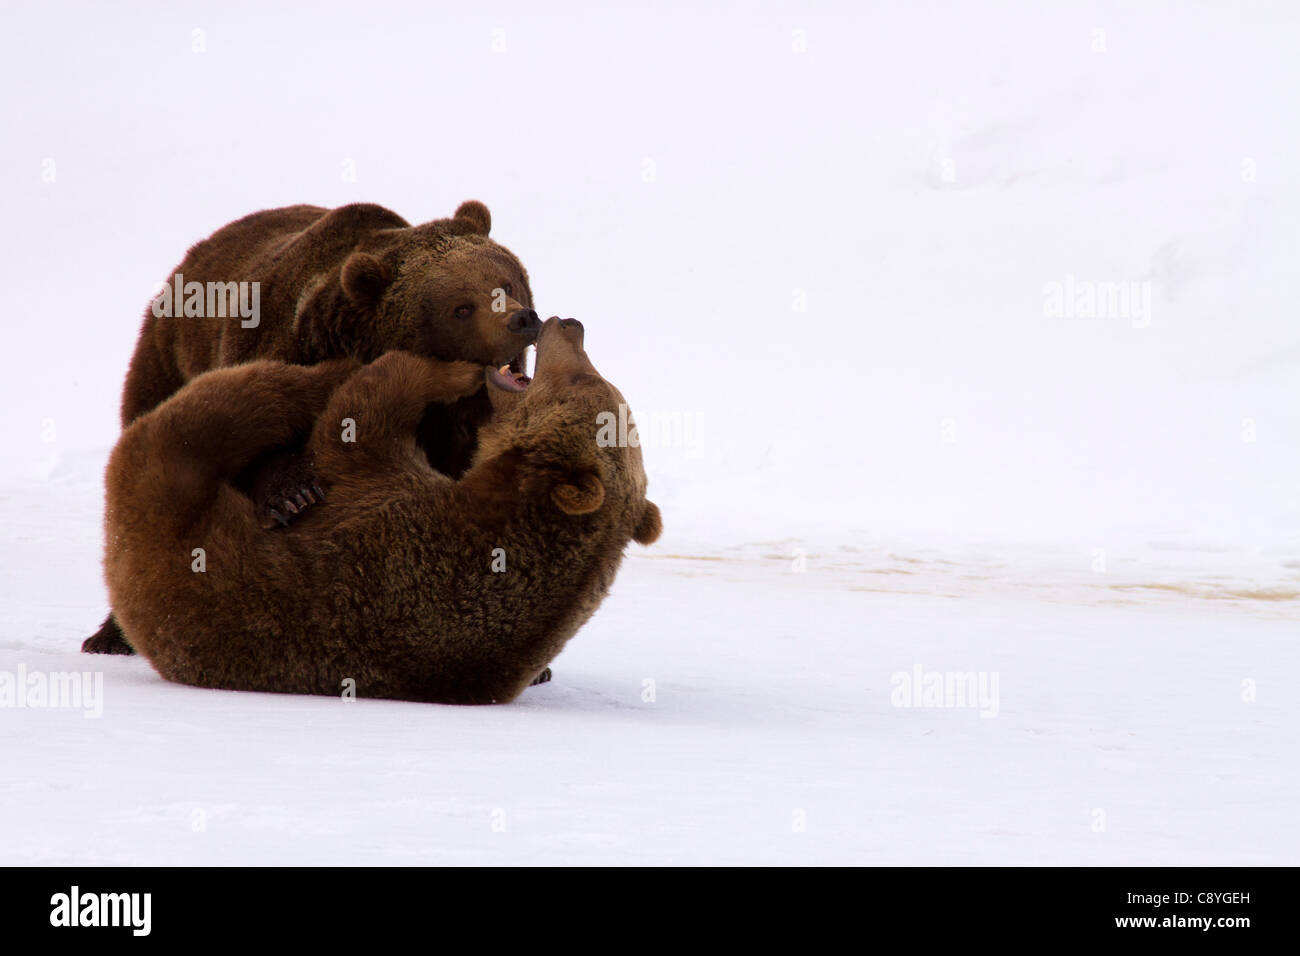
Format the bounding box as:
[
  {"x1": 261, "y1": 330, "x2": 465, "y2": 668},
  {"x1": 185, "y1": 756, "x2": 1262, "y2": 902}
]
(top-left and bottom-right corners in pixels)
[
  {"x1": 454, "y1": 304, "x2": 474, "y2": 320},
  {"x1": 502, "y1": 282, "x2": 513, "y2": 297}
]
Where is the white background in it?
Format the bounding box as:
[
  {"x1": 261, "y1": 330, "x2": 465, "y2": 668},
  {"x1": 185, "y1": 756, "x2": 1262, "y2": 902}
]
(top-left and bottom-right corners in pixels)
[{"x1": 1, "y1": 0, "x2": 1297, "y2": 864}]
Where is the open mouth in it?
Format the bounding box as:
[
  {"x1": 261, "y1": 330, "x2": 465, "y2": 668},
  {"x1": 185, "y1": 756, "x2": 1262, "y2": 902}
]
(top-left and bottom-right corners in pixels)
[{"x1": 492, "y1": 344, "x2": 533, "y2": 392}]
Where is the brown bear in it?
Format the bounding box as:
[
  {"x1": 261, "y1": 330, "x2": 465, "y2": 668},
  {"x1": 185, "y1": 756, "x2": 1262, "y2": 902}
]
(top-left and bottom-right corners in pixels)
[
  {"x1": 84, "y1": 199, "x2": 538, "y2": 655},
  {"x1": 103, "y1": 318, "x2": 662, "y2": 704}
]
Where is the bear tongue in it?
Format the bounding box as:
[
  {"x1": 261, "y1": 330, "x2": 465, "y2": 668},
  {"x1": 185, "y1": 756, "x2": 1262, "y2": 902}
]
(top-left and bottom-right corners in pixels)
[{"x1": 489, "y1": 364, "x2": 529, "y2": 392}]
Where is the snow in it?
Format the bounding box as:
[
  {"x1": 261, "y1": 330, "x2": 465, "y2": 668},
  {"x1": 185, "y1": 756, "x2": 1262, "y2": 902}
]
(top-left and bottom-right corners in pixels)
[{"x1": 2, "y1": 1, "x2": 1298, "y2": 864}]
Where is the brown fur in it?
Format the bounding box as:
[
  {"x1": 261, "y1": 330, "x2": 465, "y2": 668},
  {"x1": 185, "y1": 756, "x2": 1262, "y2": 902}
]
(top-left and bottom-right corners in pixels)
[
  {"x1": 121, "y1": 199, "x2": 536, "y2": 472},
  {"x1": 104, "y1": 319, "x2": 662, "y2": 704},
  {"x1": 84, "y1": 200, "x2": 537, "y2": 654}
]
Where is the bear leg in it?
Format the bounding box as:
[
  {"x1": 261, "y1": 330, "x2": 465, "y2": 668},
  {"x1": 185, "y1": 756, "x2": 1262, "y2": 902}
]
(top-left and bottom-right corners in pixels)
[
  {"x1": 311, "y1": 352, "x2": 485, "y2": 475},
  {"x1": 82, "y1": 612, "x2": 135, "y2": 655}
]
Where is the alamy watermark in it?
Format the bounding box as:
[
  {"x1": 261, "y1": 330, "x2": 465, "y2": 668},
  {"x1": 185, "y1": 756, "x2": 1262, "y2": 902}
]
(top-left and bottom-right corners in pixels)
[
  {"x1": 890, "y1": 664, "x2": 999, "y2": 718},
  {"x1": 596, "y1": 403, "x2": 705, "y2": 454},
  {"x1": 50, "y1": 886, "x2": 150, "y2": 936},
  {"x1": 150, "y1": 272, "x2": 260, "y2": 328},
  {"x1": 0, "y1": 664, "x2": 103, "y2": 718},
  {"x1": 1043, "y1": 274, "x2": 1151, "y2": 328}
]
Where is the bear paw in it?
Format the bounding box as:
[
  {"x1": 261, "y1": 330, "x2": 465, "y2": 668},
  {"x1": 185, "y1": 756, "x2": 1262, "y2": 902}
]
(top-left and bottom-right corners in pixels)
[
  {"x1": 262, "y1": 480, "x2": 328, "y2": 529},
  {"x1": 82, "y1": 615, "x2": 135, "y2": 655},
  {"x1": 439, "y1": 359, "x2": 491, "y2": 400}
]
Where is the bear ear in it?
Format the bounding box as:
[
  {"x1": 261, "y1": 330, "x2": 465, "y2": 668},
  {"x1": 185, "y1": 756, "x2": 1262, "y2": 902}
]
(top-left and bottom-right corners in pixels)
[
  {"x1": 453, "y1": 200, "x2": 492, "y2": 236},
  {"x1": 552, "y1": 471, "x2": 605, "y2": 515},
  {"x1": 633, "y1": 500, "x2": 662, "y2": 545},
  {"x1": 341, "y1": 252, "x2": 392, "y2": 306}
]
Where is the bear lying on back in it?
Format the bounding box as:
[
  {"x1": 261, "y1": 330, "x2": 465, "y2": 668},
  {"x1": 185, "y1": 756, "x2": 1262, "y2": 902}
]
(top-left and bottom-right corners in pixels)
[{"x1": 104, "y1": 318, "x2": 662, "y2": 704}]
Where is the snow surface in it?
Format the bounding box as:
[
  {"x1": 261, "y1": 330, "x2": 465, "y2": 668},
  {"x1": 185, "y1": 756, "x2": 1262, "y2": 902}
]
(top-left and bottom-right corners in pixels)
[{"x1": 1, "y1": 1, "x2": 1298, "y2": 864}]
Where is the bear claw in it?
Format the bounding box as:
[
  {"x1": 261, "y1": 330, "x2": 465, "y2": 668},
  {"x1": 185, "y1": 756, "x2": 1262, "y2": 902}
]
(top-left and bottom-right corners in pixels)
[{"x1": 259, "y1": 482, "x2": 327, "y2": 530}]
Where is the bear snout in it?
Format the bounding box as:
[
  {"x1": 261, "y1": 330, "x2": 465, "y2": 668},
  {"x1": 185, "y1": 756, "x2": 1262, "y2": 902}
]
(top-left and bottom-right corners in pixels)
[
  {"x1": 552, "y1": 317, "x2": 584, "y2": 346},
  {"x1": 534, "y1": 317, "x2": 588, "y2": 364},
  {"x1": 507, "y1": 308, "x2": 541, "y2": 336}
]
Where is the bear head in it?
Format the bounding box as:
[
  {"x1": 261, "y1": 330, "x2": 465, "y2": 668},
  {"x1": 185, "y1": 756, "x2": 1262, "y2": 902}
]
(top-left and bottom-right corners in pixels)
[
  {"x1": 476, "y1": 316, "x2": 663, "y2": 547},
  {"x1": 340, "y1": 200, "x2": 540, "y2": 373}
]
